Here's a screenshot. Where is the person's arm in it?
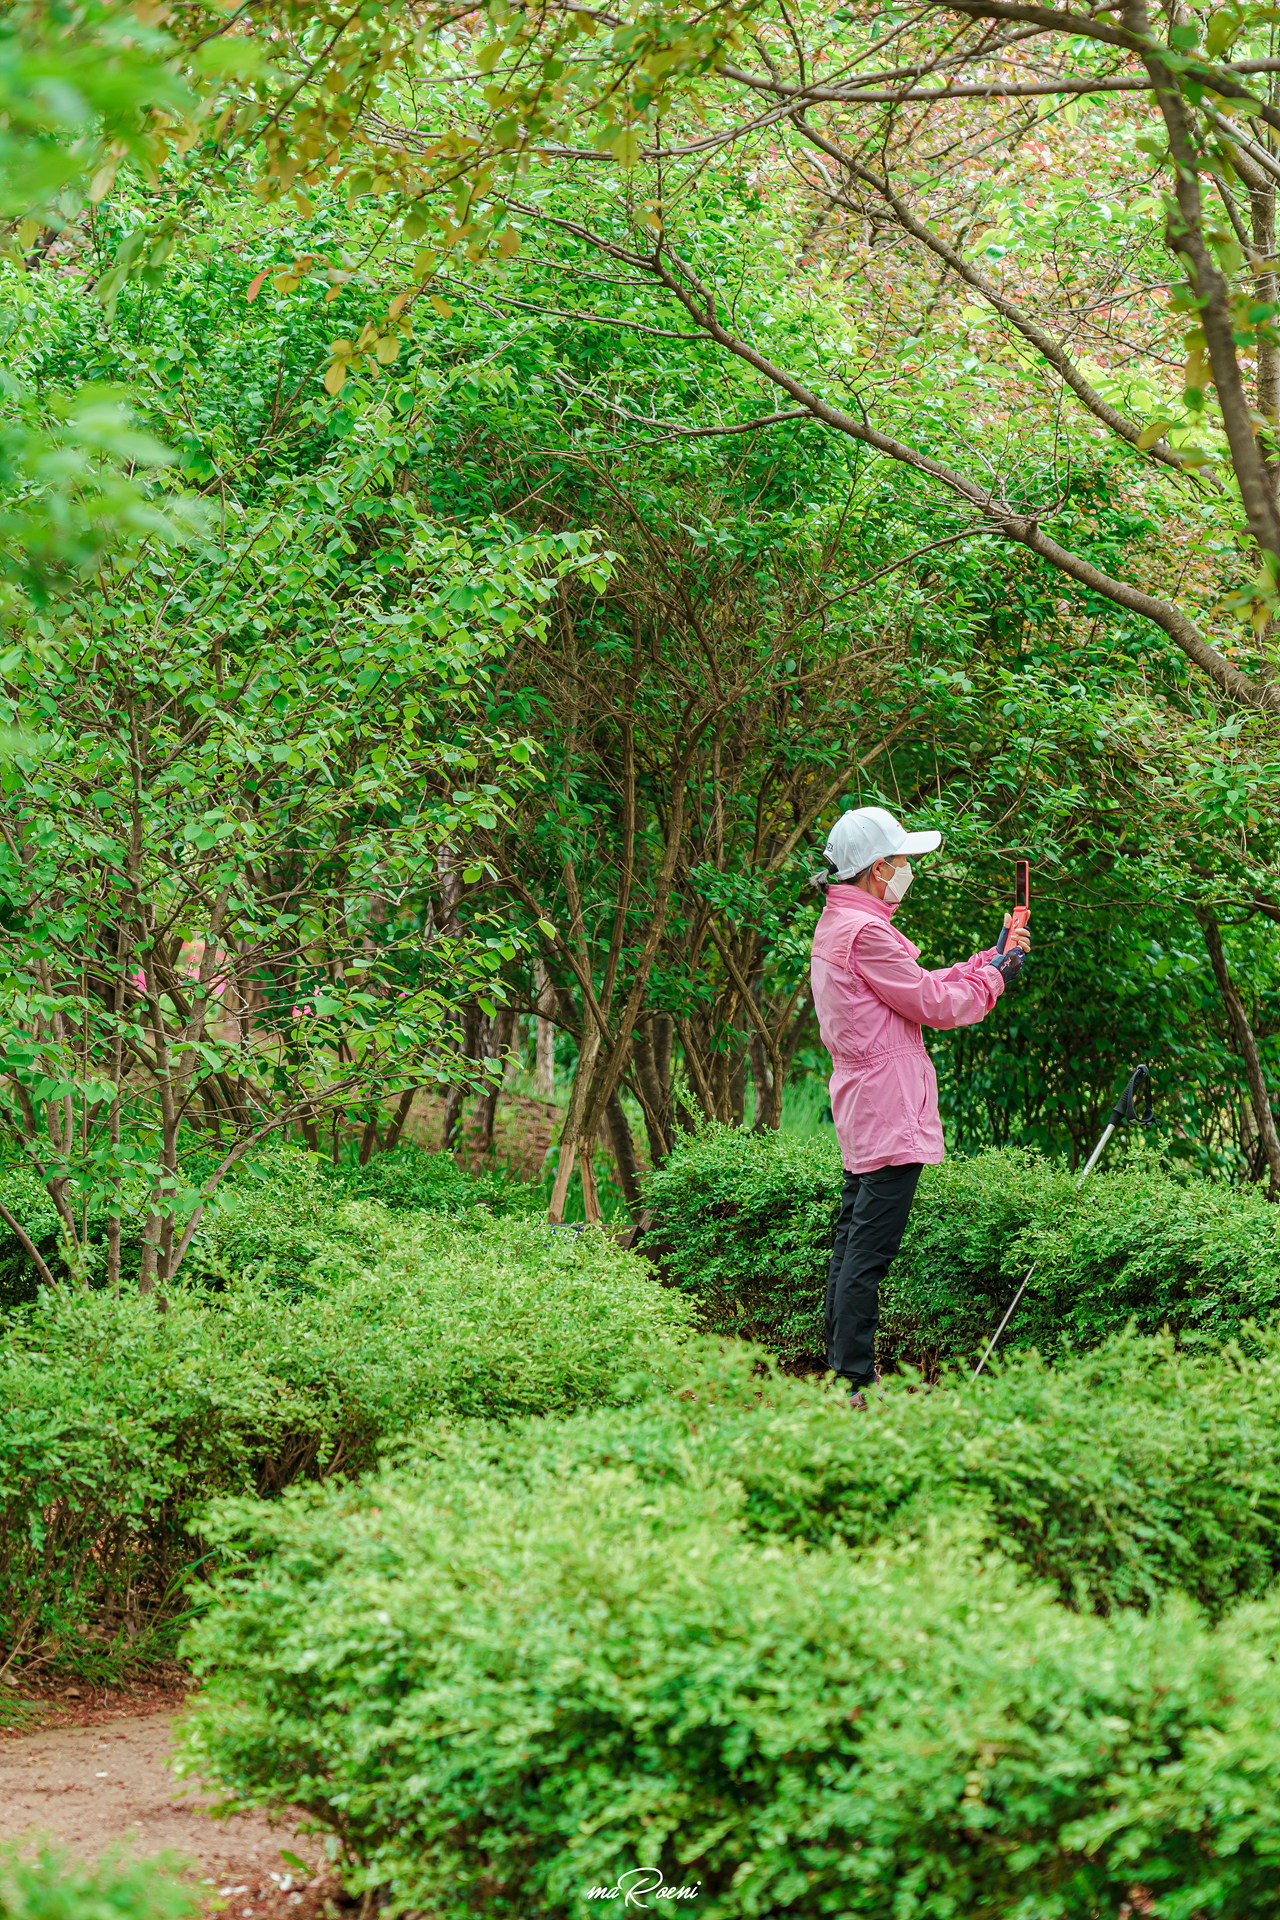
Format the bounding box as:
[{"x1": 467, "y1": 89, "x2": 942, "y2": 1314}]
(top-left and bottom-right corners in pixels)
[
  {"x1": 852, "y1": 923, "x2": 1003, "y2": 1030},
  {"x1": 936, "y1": 947, "x2": 1000, "y2": 980}
]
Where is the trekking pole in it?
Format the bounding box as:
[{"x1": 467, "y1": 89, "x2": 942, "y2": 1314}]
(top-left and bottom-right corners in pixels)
[{"x1": 971, "y1": 1063, "x2": 1153, "y2": 1379}]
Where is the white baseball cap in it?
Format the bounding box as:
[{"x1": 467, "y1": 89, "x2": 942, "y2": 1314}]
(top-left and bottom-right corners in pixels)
[{"x1": 823, "y1": 805, "x2": 942, "y2": 882}]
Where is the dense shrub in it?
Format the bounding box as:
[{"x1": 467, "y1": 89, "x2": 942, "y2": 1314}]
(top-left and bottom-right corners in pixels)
[
  {"x1": 0, "y1": 1165, "x2": 66, "y2": 1308},
  {"x1": 401, "y1": 1332, "x2": 1280, "y2": 1617},
  {"x1": 646, "y1": 1124, "x2": 1280, "y2": 1368},
  {"x1": 0, "y1": 1209, "x2": 688, "y2": 1680},
  {"x1": 181, "y1": 1340, "x2": 1280, "y2": 1919},
  {"x1": 187, "y1": 1152, "x2": 392, "y2": 1294},
  {"x1": 331, "y1": 1142, "x2": 544, "y2": 1219},
  {"x1": 0, "y1": 1851, "x2": 197, "y2": 1920},
  {"x1": 644, "y1": 1125, "x2": 842, "y2": 1359},
  {"x1": 0, "y1": 1142, "x2": 543, "y2": 1305}
]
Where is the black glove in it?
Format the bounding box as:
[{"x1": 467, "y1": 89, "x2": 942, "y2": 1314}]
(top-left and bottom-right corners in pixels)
[{"x1": 988, "y1": 946, "x2": 1024, "y2": 986}]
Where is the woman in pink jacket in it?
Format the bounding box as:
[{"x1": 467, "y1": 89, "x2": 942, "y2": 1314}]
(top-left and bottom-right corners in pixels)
[{"x1": 811, "y1": 806, "x2": 1029, "y2": 1408}]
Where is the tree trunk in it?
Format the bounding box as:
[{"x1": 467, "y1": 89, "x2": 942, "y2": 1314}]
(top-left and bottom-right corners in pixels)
[
  {"x1": 778, "y1": 988, "x2": 814, "y2": 1082},
  {"x1": 677, "y1": 1012, "x2": 718, "y2": 1121},
  {"x1": 630, "y1": 1019, "x2": 670, "y2": 1164},
  {"x1": 605, "y1": 1088, "x2": 644, "y2": 1215},
  {"x1": 751, "y1": 986, "x2": 813, "y2": 1132},
  {"x1": 479, "y1": 1005, "x2": 515, "y2": 1153},
  {"x1": 0, "y1": 1200, "x2": 55, "y2": 1290},
  {"x1": 1251, "y1": 175, "x2": 1280, "y2": 498},
  {"x1": 357, "y1": 1108, "x2": 381, "y2": 1165},
  {"x1": 138, "y1": 1209, "x2": 161, "y2": 1294},
  {"x1": 442, "y1": 1000, "x2": 481, "y2": 1151},
  {"x1": 578, "y1": 1145, "x2": 600, "y2": 1223},
  {"x1": 360, "y1": 1082, "x2": 417, "y2": 1164},
  {"x1": 106, "y1": 1089, "x2": 123, "y2": 1291},
  {"x1": 748, "y1": 1027, "x2": 776, "y2": 1131},
  {"x1": 548, "y1": 1022, "x2": 603, "y2": 1222},
  {"x1": 727, "y1": 1038, "x2": 748, "y2": 1126},
  {"x1": 1200, "y1": 911, "x2": 1280, "y2": 1195},
  {"x1": 534, "y1": 959, "x2": 555, "y2": 1099},
  {"x1": 381, "y1": 1084, "x2": 417, "y2": 1156},
  {"x1": 631, "y1": 1013, "x2": 677, "y2": 1163}
]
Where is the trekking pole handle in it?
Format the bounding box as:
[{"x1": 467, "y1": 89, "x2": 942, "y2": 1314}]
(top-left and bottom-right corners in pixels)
[
  {"x1": 1077, "y1": 1066, "x2": 1151, "y2": 1187},
  {"x1": 1109, "y1": 1062, "x2": 1151, "y2": 1129}
]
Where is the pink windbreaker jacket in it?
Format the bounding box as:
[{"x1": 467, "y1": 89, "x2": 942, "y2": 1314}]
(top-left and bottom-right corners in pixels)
[{"x1": 810, "y1": 887, "x2": 1003, "y2": 1174}]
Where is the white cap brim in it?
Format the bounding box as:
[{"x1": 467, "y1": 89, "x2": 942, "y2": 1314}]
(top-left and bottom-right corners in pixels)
[{"x1": 899, "y1": 829, "x2": 942, "y2": 855}]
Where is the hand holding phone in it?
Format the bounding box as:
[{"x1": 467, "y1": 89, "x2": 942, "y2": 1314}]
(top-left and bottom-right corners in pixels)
[
  {"x1": 990, "y1": 944, "x2": 1025, "y2": 983},
  {"x1": 995, "y1": 862, "x2": 1031, "y2": 959}
]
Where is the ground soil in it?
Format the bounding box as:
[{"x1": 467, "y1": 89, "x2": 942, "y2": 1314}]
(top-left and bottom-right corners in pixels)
[
  {"x1": 402, "y1": 1086, "x2": 562, "y2": 1177},
  {"x1": 0, "y1": 1690, "x2": 344, "y2": 1917},
  {"x1": 402, "y1": 1084, "x2": 642, "y2": 1190}
]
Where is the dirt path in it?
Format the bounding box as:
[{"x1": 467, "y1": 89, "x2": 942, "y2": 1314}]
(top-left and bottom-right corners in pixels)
[
  {"x1": 0, "y1": 1708, "x2": 335, "y2": 1916},
  {"x1": 405, "y1": 1086, "x2": 562, "y2": 1175}
]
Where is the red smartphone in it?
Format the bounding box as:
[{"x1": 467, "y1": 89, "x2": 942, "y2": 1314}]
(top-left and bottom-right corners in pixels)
[{"x1": 1010, "y1": 860, "x2": 1030, "y2": 937}]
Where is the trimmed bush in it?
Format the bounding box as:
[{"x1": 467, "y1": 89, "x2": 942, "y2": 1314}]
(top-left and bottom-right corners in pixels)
[
  {"x1": 188, "y1": 1153, "x2": 393, "y2": 1294},
  {"x1": 0, "y1": 1208, "x2": 688, "y2": 1680},
  {"x1": 181, "y1": 1341, "x2": 1280, "y2": 1918},
  {"x1": 0, "y1": 1142, "x2": 543, "y2": 1306},
  {"x1": 644, "y1": 1124, "x2": 841, "y2": 1359},
  {"x1": 398, "y1": 1331, "x2": 1280, "y2": 1617},
  {"x1": 646, "y1": 1124, "x2": 1280, "y2": 1368},
  {"x1": 332, "y1": 1141, "x2": 544, "y2": 1218},
  {"x1": 0, "y1": 1851, "x2": 197, "y2": 1920}
]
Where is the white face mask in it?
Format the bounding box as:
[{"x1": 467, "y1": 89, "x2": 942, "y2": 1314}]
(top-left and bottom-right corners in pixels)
[{"x1": 883, "y1": 860, "x2": 914, "y2": 904}]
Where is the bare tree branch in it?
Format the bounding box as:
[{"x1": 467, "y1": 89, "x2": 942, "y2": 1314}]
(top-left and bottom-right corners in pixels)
[{"x1": 518, "y1": 205, "x2": 1280, "y2": 714}]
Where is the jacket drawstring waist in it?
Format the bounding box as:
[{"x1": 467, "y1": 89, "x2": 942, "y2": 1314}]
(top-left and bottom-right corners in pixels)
[{"x1": 831, "y1": 1037, "x2": 929, "y2": 1069}]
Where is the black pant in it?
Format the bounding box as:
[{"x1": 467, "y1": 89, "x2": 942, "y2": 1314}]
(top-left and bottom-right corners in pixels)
[{"x1": 826, "y1": 1162, "x2": 922, "y2": 1389}]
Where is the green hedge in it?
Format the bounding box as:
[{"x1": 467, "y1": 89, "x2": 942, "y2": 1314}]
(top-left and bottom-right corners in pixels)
[
  {"x1": 0, "y1": 1202, "x2": 688, "y2": 1681},
  {"x1": 0, "y1": 1852, "x2": 197, "y2": 1920},
  {"x1": 0, "y1": 1142, "x2": 541, "y2": 1306},
  {"x1": 185, "y1": 1144, "x2": 540, "y2": 1295},
  {"x1": 645, "y1": 1124, "x2": 1280, "y2": 1368},
  {"x1": 331, "y1": 1141, "x2": 544, "y2": 1218},
  {"x1": 180, "y1": 1338, "x2": 1280, "y2": 1919},
  {"x1": 396, "y1": 1330, "x2": 1280, "y2": 1617}
]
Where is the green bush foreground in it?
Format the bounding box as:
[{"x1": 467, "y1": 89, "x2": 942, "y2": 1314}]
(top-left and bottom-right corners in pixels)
[
  {"x1": 646, "y1": 1125, "x2": 1280, "y2": 1369},
  {"x1": 0, "y1": 1851, "x2": 196, "y2": 1920},
  {"x1": 181, "y1": 1338, "x2": 1280, "y2": 1919},
  {"x1": 0, "y1": 1159, "x2": 689, "y2": 1679},
  {"x1": 14, "y1": 1134, "x2": 1280, "y2": 1915}
]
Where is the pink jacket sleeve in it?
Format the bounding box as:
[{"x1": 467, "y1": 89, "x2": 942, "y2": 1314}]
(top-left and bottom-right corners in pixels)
[{"x1": 852, "y1": 924, "x2": 1003, "y2": 1030}]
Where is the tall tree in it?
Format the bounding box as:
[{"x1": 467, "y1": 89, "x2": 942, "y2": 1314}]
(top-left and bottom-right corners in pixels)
[{"x1": 0, "y1": 210, "x2": 603, "y2": 1283}]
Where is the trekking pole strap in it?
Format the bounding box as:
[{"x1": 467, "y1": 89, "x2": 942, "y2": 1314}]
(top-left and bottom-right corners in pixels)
[{"x1": 1108, "y1": 1062, "x2": 1152, "y2": 1130}]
